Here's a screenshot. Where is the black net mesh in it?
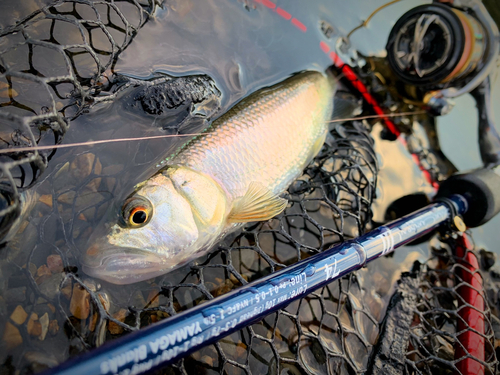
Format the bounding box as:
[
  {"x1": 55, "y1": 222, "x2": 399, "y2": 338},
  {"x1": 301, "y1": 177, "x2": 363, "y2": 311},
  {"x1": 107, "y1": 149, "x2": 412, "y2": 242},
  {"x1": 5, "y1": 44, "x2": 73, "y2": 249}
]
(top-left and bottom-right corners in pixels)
[
  {"x1": 0, "y1": 118, "x2": 381, "y2": 374},
  {"x1": 402, "y1": 239, "x2": 498, "y2": 375},
  {"x1": 0, "y1": 0, "x2": 158, "y2": 240},
  {"x1": 0, "y1": 2, "x2": 499, "y2": 375}
]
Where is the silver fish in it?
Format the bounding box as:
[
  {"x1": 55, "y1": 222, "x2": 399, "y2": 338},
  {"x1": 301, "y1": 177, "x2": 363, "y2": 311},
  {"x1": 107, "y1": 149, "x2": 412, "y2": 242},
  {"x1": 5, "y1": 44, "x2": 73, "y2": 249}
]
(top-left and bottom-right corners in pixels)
[{"x1": 82, "y1": 71, "x2": 336, "y2": 284}]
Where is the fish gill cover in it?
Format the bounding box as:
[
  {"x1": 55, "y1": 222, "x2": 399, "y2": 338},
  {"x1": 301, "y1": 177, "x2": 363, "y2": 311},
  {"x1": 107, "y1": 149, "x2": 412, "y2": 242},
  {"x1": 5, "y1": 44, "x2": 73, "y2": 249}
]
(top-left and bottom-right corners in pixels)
[{"x1": 0, "y1": 1, "x2": 498, "y2": 375}]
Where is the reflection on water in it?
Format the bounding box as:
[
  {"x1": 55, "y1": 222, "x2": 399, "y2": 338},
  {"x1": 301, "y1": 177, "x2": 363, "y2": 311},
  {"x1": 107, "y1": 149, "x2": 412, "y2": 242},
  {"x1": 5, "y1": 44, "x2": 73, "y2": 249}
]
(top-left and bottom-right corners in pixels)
[
  {"x1": 438, "y1": 78, "x2": 500, "y2": 255},
  {"x1": 370, "y1": 123, "x2": 434, "y2": 223},
  {"x1": 0, "y1": 0, "x2": 499, "y2": 373},
  {"x1": 115, "y1": 0, "x2": 333, "y2": 107}
]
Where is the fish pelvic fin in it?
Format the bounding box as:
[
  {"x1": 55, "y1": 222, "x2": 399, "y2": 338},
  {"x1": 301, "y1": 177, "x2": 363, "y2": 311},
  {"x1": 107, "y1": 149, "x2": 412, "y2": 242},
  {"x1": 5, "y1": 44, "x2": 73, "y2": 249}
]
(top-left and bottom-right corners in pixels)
[{"x1": 227, "y1": 182, "x2": 288, "y2": 223}]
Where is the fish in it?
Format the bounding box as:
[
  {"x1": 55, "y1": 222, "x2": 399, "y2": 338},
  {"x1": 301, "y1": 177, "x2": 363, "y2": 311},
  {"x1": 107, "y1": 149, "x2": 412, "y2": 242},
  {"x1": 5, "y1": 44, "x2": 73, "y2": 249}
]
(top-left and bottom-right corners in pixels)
[{"x1": 82, "y1": 71, "x2": 336, "y2": 284}]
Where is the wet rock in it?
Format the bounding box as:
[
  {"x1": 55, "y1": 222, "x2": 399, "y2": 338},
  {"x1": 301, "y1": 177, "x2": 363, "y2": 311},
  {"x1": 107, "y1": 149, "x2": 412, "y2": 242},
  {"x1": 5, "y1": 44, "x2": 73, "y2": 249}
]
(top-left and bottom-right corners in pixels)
[
  {"x1": 0, "y1": 297, "x2": 6, "y2": 318},
  {"x1": 105, "y1": 177, "x2": 116, "y2": 192},
  {"x1": 156, "y1": 311, "x2": 170, "y2": 320},
  {"x1": 69, "y1": 335, "x2": 86, "y2": 355},
  {"x1": 60, "y1": 279, "x2": 73, "y2": 300},
  {"x1": 198, "y1": 345, "x2": 219, "y2": 368},
  {"x1": 3, "y1": 322, "x2": 22, "y2": 349},
  {"x1": 47, "y1": 254, "x2": 63, "y2": 273},
  {"x1": 229, "y1": 273, "x2": 243, "y2": 286},
  {"x1": 69, "y1": 284, "x2": 90, "y2": 320},
  {"x1": 204, "y1": 282, "x2": 217, "y2": 294},
  {"x1": 38, "y1": 273, "x2": 65, "y2": 300},
  {"x1": 10, "y1": 305, "x2": 28, "y2": 325},
  {"x1": 108, "y1": 309, "x2": 128, "y2": 335},
  {"x1": 235, "y1": 343, "x2": 247, "y2": 359},
  {"x1": 102, "y1": 164, "x2": 124, "y2": 175},
  {"x1": 36, "y1": 265, "x2": 52, "y2": 284},
  {"x1": 130, "y1": 290, "x2": 146, "y2": 308},
  {"x1": 372, "y1": 271, "x2": 391, "y2": 297},
  {"x1": 28, "y1": 262, "x2": 37, "y2": 277},
  {"x1": 74, "y1": 192, "x2": 105, "y2": 210},
  {"x1": 57, "y1": 191, "x2": 76, "y2": 205},
  {"x1": 24, "y1": 351, "x2": 59, "y2": 370},
  {"x1": 135, "y1": 75, "x2": 221, "y2": 116},
  {"x1": 214, "y1": 279, "x2": 234, "y2": 297},
  {"x1": 4, "y1": 287, "x2": 26, "y2": 304},
  {"x1": 201, "y1": 355, "x2": 213, "y2": 367},
  {"x1": 299, "y1": 337, "x2": 328, "y2": 374},
  {"x1": 147, "y1": 290, "x2": 160, "y2": 308},
  {"x1": 98, "y1": 293, "x2": 110, "y2": 311},
  {"x1": 48, "y1": 320, "x2": 59, "y2": 336},
  {"x1": 0, "y1": 82, "x2": 17, "y2": 98},
  {"x1": 27, "y1": 313, "x2": 42, "y2": 337},
  {"x1": 102, "y1": 164, "x2": 120, "y2": 190},
  {"x1": 82, "y1": 207, "x2": 96, "y2": 221},
  {"x1": 85, "y1": 178, "x2": 102, "y2": 192},
  {"x1": 39, "y1": 313, "x2": 49, "y2": 340},
  {"x1": 70, "y1": 153, "x2": 102, "y2": 191},
  {"x1": 71, "y1": 226, "x2": 82, "y2": 240},
  {"x1": 89, "y1": 311, "x2": 98, "y2": 332},
  {"x1": 39, "y1": 195, "x2": 53, "y2": 208},
  {"x1": 433, "y1": 335, "x2": 454, "y2": 361},
  {"x1": 369, "y1": 272, "x2": 420, "y2": 374},
  {"x1": 82, "y1": 278, "x2": 98, "y2": 293}
]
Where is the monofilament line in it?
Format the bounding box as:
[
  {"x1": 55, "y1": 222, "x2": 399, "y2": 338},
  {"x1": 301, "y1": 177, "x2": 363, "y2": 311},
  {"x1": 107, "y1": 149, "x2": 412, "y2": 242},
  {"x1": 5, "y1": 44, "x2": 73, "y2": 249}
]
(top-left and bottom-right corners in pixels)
[
  {"x1": 0, "y1": 111, "x2": 425, "y2": 154},
  {"x1": 0, "y1": 133, "x2": 204, "y2": 154}
]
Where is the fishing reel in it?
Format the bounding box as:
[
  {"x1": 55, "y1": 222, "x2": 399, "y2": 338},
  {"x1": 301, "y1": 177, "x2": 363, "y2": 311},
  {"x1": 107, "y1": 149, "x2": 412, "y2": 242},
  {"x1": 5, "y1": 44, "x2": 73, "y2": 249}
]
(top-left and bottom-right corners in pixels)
[{"x1": 386, "y1": 1, "x2": 499, "y2": 115}]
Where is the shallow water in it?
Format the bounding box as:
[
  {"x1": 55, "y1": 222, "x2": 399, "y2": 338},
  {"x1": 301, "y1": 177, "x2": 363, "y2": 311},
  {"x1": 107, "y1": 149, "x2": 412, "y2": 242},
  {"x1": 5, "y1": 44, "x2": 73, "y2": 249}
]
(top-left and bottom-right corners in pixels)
[{"x1": 0, "y1": 0, "x2": 498, "y2": 374}]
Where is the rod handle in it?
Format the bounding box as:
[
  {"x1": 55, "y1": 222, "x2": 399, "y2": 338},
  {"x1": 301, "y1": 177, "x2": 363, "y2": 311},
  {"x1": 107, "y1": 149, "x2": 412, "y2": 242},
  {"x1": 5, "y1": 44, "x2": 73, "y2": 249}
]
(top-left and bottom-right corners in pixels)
[{"x1": 437, "y1": 166, "x2": 500, "y2": 227}]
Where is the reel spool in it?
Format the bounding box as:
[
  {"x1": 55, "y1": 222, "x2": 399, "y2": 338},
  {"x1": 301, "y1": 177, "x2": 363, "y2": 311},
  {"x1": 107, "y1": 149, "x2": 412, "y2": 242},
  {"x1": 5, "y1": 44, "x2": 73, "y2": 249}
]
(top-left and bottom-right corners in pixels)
[
  {"x1": 387, "y1": 3, "x2": 486, "y2": 86},
  {"x1": 386, "y1": 2, "x2": 498, "y2": 115}
]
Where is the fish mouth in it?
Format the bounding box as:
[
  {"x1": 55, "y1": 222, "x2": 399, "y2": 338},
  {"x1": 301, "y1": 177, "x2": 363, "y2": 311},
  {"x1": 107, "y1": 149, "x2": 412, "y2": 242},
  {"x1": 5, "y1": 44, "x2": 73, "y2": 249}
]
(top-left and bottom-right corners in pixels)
[{"x1": 81, "y1": 243, "x2": 172, "y2": 285}]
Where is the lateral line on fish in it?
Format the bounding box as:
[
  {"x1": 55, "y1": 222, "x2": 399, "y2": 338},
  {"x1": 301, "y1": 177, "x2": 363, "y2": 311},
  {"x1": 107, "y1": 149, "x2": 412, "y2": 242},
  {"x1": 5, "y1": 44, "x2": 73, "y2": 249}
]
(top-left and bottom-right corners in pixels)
[{"x1": 0, "y1": 111, "x2": 425, "y2": 154}]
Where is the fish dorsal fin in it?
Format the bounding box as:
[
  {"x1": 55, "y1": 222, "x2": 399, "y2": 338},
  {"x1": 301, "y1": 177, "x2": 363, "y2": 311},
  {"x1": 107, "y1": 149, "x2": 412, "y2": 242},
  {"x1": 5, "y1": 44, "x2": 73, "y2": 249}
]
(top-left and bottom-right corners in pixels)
[{"x1": 227, "y1": 182, "x2": 288, "y2": 223}]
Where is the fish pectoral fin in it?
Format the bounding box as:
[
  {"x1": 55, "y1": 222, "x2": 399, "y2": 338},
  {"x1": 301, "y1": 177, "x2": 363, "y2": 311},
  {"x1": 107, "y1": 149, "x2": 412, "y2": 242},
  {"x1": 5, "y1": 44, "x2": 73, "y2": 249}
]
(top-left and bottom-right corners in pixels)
[{"x1": 227, "y1": 182, "x2": 288, "y2": 223}]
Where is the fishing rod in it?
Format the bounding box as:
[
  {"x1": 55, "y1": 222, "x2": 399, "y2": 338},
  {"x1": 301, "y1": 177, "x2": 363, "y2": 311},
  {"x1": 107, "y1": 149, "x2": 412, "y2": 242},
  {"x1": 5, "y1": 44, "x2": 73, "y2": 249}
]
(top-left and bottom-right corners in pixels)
[{"x1": 42, "y1": 166, "x2": 500, "y2": 375}]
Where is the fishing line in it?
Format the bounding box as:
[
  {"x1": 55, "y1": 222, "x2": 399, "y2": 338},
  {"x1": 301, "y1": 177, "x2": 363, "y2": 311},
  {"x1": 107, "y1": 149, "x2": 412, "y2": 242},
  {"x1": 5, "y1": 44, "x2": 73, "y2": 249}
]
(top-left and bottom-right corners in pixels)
[
  {"x1": 325, "y1": 110, "x2": 425, "y2": 124},
  {"x1": 0, "y1": 111, "x2": 425, "y2": 155},
  {"x1": 0, "y1": 133, "x2": 204, "y2": 154},
  {"x1": 345, "y1": 0, "x2": 404, "y2": 41}
]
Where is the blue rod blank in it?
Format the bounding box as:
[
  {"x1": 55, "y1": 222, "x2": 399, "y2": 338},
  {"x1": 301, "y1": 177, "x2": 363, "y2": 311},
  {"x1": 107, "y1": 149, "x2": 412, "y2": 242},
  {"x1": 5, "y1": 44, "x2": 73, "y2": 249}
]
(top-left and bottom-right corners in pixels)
[{"x1": 44, "y1": 195, "x2": 467, "y2": 375}]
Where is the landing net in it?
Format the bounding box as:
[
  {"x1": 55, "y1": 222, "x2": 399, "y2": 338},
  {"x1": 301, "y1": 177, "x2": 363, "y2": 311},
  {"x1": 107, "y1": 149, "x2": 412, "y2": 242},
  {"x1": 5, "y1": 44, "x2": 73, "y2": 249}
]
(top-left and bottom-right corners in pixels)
[{"x1": 0, "y1": 2, "x2": 497, "y2": 375}]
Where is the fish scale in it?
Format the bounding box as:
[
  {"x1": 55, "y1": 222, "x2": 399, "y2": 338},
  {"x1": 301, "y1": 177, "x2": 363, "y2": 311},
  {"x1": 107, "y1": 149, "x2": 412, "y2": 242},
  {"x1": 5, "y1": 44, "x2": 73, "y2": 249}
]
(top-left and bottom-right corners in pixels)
[
  {"x1": 173, "y1": 71, "x2": 335, "y2": 201},
  {"x1": 83, "y1": 71, "x2": 336, "y2": 284}
]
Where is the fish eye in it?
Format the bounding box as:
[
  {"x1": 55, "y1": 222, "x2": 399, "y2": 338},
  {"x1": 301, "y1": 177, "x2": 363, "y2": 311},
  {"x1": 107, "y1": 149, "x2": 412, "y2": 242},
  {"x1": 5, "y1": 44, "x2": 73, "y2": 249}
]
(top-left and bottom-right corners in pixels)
[
  {"x1": 120, "y1": 196, "x2": 153, "y2": 228},
  {"x1": 130, "y1": 207, "x2": 148, "y2": 225}
]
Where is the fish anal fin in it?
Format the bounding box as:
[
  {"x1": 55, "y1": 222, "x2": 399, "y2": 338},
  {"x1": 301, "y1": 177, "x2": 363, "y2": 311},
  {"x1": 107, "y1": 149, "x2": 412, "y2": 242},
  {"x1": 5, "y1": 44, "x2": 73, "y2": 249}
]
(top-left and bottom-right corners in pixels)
[{"x1": 227, "y1": 182, "x2": 287, "y2": 223}]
